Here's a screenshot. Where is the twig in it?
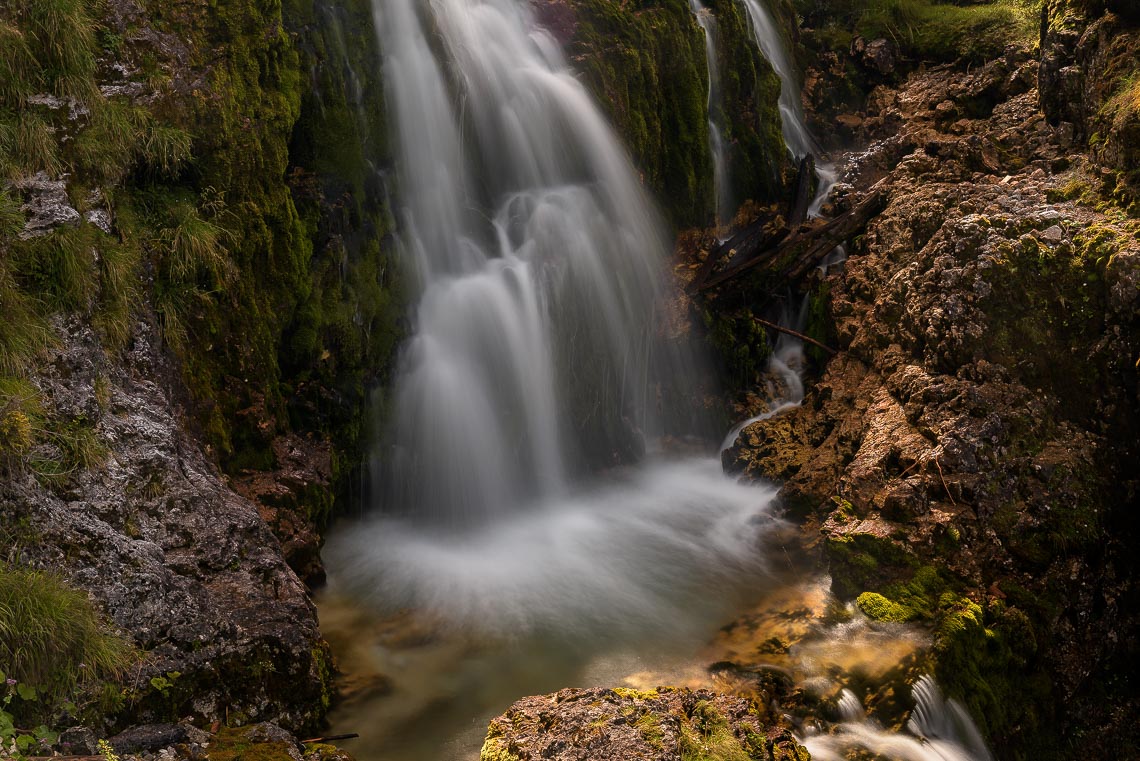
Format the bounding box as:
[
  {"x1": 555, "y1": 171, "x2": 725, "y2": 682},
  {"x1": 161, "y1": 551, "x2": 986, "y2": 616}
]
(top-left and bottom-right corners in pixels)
[
  {"x1": 301, "y1": 733, "x2": 360, "y2": 744},
  {"x1": 752, "y1": 318, "x2": 837, "y2": 356},
  {"x1": 934, "y1": 457, "x2": 957, "y2": 505}
]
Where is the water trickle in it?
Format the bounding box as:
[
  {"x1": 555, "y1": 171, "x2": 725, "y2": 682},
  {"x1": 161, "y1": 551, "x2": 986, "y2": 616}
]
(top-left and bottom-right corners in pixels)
[
  {"x1": 688, "y1": 0, "x2": 732, "y2": 227},
  {"x1": 721, "y1": 296, "x2": 808, "y2": 452},
  {"x1": 739, "y1": 0, "x2": 840, "y2": 211}
]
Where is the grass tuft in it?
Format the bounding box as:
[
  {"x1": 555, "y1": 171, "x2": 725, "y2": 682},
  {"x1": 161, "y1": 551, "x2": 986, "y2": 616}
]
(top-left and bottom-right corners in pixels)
[
  {"x1": 795, "y1": 0, "x2": 1042, "y2": 62},
  {"x1": 157, "y1": 193, "x2": 235, "y2": 287},
  {"x1": 0, "y1": 187, "x2": 24, "y2": 238},
  {"x1": 141, "y1": 125, "x2": 193, "y2": 177},
  {"x1": 14, "y1": 111, "x2": 62, "y2": 177},
  {"x1": 14, "y1": 0, "x2": 99, "y2": 104},
  {"x1": 0, "y1": 264, "x2": 51, "y2": 375},
  {"x1": 0, "y1": 21, "x2": 40, "y2": 108},
  {"x1": 0, "y1": 563, "x2": 131, "y2": 716},
  {"x1": 14, "y1": 223, "x2": 100, "y2": 311},
  {"x1": 93, "y1": 235, "x2": 141, "y2": 350}
]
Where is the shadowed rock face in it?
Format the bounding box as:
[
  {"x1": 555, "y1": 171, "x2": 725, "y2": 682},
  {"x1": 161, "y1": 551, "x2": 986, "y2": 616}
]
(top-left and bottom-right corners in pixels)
[
  {"x1": 479, "y1": 686, "x2": 808, "y2": 761},
  {"x1": 0, "y1": 319, "x2": 330, "y2": 732}
]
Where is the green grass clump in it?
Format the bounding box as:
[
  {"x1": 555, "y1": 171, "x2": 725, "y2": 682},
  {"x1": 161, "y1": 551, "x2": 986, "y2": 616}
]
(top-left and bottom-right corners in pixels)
[
  {"x1": 0, "y1": 187, "x2": 23, "y2": 237},
  {"x1": 0, "y1": 376, "x2": 41, "y2": 461},
  {"x1": 0, "y1": 265, "x2": 51, "y2": 375},
  {"x1": 795, "y1": 0, "x2": 1041, "y2": 62},
  {"x1": 13, "y1": 111, "x2": 62, "y2": 178},
  {"x1": 13, "y1": 223, "x2": 100, "y2": 311},
  {"x1": 0, "y1": 564, "x2": 131, "y2": 714},
  {"x1": 11, "y1": 0, "x2": 99, "y2": 104},
  {"x1": 0, "y1": 21, "x2": 40, "y2": 107},
  {"x1": 156, "y1": 192, "x2": 234, "y2": 287}
]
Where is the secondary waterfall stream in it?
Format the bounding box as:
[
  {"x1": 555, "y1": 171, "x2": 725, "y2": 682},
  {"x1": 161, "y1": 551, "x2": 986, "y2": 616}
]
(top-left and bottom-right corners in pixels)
[
  {"x1": 321, "y1": 1, "x2": 992, "y2": 759},
  {"x1": 688, "y1": 0, "x2": 731, "y2": 228}
]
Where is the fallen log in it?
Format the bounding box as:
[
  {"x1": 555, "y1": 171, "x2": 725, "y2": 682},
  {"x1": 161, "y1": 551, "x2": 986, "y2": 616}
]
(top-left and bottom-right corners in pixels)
[
  {"x1": 688, "y1": 213, "x2": 787, "y2": 292},
  {"x1": 699, "y1": 181, "x2": 887, "y2": 293}
]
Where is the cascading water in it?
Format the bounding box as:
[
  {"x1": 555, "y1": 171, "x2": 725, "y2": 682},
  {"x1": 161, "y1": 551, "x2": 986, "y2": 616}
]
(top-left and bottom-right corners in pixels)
[
  {"x1": 369, "y1": 0, "x2": 681, "y2": 525},
  {"x1": 739, "y1": 0, "x2": 816, "y2": 159},
  {"x1": 329, "y1": 0, "x2": 782, "y2": 633},
  {"x1": 688, "y1": 0, "x2": 732, "y2": 228},
  {"x1": 739, "y1": 0, "x2": 838, "y2": 210},
  {"x1": 802, "y1": 677, "x2": 994, "y2": 761}
]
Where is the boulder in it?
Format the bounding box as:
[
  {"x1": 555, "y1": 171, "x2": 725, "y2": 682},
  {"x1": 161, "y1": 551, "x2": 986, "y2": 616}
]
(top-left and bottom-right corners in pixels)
[{"x1": 479, "y1": 687, "x2": 808, "y2": 761}]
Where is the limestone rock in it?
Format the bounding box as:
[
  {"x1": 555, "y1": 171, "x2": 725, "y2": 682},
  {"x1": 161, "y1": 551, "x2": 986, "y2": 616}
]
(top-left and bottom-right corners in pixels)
[{"x1": 13, "y1": 172, "x2": 80, "y2": 239}]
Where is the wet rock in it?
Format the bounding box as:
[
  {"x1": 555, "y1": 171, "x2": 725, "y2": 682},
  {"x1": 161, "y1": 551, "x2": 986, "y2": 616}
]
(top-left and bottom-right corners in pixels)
[
  {"x1": 109, "y1": 724, "x2": 189, "y2": 754},
  {"x1": 480, "y1": 687, "x2": 808, "y2": 761},
  {"x1": 727, "y1": 31, "x2": 1140, "y2": 755},
  {"x1": 58, "y1": 727, "x2": 99, "y2": 755},
  {"x1": 851, "y1": 37, "x2": 897, "y2": 76}
]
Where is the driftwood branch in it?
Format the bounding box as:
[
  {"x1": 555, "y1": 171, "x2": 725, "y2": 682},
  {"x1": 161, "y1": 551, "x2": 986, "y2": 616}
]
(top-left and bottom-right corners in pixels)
[
  {"x1": 689, "y1": 156, "x2": 821, "y2": 292},
  {"x1": 301, "y1": 733, "x2": 360, "y2": 744},
  {"x1": 752, "y1": 318, "x2": 836, "y2": 355}
]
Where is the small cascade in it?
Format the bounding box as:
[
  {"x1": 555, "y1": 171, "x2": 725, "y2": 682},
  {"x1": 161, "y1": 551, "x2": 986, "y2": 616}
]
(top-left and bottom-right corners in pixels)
[
  {"x1": 739, "y1": 0, "x2": 816, "y2": 159},
  {"x1": 328, "y1": 0, "x2": 786, "y2": 641},
  {"x1": 739, "y1": 0, "x2": 839, "y2": 211},
  {"x1": 721, "y1": 296, "x2": 809, "y2": 452},
  {"x1": 688, "y1": 0, "x2": 732, "y2": 228},
  {"x1": 802, "y1": 676, "x2": 994, "y2": 761}
]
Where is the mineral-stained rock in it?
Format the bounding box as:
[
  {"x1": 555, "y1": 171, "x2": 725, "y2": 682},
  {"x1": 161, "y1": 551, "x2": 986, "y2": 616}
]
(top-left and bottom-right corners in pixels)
[{"x1": 479, "y1": 686, "x2": 808, "y2": 761}]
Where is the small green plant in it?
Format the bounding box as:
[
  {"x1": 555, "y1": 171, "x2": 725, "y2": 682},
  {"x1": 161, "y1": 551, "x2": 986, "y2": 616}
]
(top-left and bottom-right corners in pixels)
[
  {"x1": 13, "y1": 223, "x2": 100, "y2": 311},
  {"x1": 0, "y1": 21, "x2": 39, "y2": 108},
  {"x1": 14, "y1": 0, "x2": 99, "y2": 105},
  {"x1": 140, "y1": 125, "x2": 193, "y2": 177},
  {"x1": 97, "y1": 738, "x2": 121, "y2": 761},
  {"x1": 0, "y1": 188, "x2": 24, "y2": 239},
  {"x1": 14, "y1": 111, "x2": 62, "y2": 177},
  {"x1": 157, "y1": 189, "x2": 235, "y2": 286},
  {"x1": 1, "y1": 676, "x2": 61, "y2": 758}
]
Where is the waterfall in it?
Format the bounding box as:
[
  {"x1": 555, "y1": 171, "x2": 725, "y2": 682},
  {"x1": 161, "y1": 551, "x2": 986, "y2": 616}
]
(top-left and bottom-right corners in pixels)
[
  {"x1": 369, "y1": 0, "x2": 682, "y2": 524},
  {"x1": 739, "y1": 0, "x2": 838, "y2": 211},
  {"x1": 802, "y1": 677, "x2": 994, "y2": 761},
  {"x1": 739, "y1": 0, "x2": 817, "y2": 159},
  {"x1": 325, "y1": 0, "x2": 785, "y2": 634},
  {"x1": 688, "y1": 0, "x2": 732, "y2": 227}
]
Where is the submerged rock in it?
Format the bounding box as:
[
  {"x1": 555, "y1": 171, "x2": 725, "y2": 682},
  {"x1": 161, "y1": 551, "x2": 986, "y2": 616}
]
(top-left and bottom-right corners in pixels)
[{"x1": 480, "y1": 686, "x2": 808, "y2": 761}]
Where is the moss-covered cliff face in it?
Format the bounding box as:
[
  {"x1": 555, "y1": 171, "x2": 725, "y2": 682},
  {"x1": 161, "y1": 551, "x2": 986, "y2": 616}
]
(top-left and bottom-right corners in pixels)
[
  {"x1": 1, "y1": 0, "x2": 401, "y2": 733},
  {"x1": 540, "y1": 0, "x2": 789, "y2": 229}
]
